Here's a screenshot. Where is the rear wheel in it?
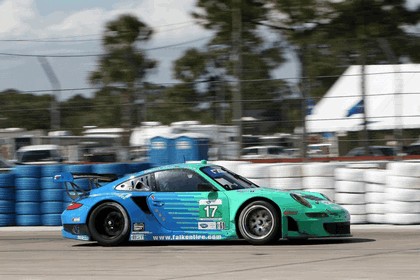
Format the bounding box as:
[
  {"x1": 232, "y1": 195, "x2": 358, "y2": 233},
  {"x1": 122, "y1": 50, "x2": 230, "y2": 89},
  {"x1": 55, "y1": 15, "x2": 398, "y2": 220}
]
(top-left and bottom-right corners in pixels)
[
  {"x1": 88, "y1": 202, "x2": 130, "y2": 246},
  {"x1": 238, "y1": 201, "x2": 281, "y2": 245}
]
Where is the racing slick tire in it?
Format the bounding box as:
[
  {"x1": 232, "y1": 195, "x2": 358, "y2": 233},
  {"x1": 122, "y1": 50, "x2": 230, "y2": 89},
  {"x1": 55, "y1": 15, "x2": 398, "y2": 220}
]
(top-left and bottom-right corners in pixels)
[
  {"x1": 238, "y1": 201, "x2": 281, "y2": 245},
  {"x1": 88, "y1": 202, "x2": 130, "y2": 246}
]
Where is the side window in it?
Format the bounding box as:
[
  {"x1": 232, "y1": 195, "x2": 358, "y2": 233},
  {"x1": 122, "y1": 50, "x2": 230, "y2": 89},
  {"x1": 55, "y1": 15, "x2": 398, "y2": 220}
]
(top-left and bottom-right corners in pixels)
[
  {"x1": 115, "y1": 174, "x2": 154, "y2": 191},
  {"x1": 154, "y1": 169, "x2": 208, "y2": 192}
]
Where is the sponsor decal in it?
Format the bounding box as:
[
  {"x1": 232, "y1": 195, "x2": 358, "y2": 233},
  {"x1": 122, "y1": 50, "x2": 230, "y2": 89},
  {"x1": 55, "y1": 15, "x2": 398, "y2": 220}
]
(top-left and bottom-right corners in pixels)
[
  {"x1": 152, "y1": 234, "x2": 222, "y2": 241},
  {"x1": 130, "y1": 233, "x2": 145, "y2": 241},
  {"x1": 199, "y1": 199, "x2": 223, "y2": 220},
  {"x1": 199, "y1": 199, "x2": 222, "y2": 205},
  {"x1": 76, "y1": 235, "x2": 89, "y2": 241},
  {"x1": 237, "y1": 189, "x2": 254, "y2": 193},
  {"x1": 133, "y1": 223, "x2": 145, "y2": 232},
  {"x1": 198, "y1": 221, "x2": 225, "y2": 230},
  {"x1": 217, "y1": 222, "x2": 225, "y2": 230},
  {"x1": 199, "y1": 223, "x2": 209, "y2": 229},
  {"x1": 72, "y1": 217, "x2": 81, "y2": 222},
  {"x1": 117, "y1": 193, "x2": 131, "y2": 199},
  {"x1": 209, "y1": 168, "x2": 224, "y2": 175}
]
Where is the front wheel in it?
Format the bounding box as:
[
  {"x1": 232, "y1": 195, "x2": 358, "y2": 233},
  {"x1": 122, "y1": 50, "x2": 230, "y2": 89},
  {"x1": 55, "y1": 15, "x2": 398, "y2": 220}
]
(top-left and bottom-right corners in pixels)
[
  {"x1": 238, "y1": 201, "x2": 281, "y2": 245},
  {"x1": 88, "y1": 202, "x2": 130, "y2": 246}
]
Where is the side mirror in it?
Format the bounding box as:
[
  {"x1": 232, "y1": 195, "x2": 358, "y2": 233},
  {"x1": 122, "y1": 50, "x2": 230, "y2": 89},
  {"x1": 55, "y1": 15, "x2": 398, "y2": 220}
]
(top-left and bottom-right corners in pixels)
[{"x1": 197, "y1": 183, "x2": 217, "y2": 192}]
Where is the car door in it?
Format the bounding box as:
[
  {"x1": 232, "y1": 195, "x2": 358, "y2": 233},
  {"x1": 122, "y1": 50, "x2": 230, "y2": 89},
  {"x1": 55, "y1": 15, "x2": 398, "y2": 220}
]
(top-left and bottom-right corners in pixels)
[{"x1": 147, "y1": 168, "x2": 229, "y2": 233}]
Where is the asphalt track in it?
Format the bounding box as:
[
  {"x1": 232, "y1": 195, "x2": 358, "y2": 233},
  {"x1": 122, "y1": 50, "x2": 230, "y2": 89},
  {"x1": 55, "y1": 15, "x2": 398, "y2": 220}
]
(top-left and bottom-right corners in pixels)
[{"x1": 0, "y1": 225, "x2": 419, "y2": 280}]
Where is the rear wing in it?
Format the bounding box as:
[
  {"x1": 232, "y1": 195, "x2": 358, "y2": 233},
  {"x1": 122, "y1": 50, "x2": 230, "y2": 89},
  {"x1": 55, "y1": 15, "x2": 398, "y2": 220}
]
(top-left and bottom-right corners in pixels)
[{"x1": 54, "y1": 172, "x2": 118, "y2": 201}]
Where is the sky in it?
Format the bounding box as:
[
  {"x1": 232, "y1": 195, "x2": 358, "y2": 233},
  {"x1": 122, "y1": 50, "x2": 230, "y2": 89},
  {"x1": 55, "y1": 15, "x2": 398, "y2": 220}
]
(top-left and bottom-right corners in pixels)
[
  {"x1": 0, "y1": 0, "x2": 418, "y2": 101},
  {"x1": 0, "y1": 0, "x2": 217, "y2": 100}
]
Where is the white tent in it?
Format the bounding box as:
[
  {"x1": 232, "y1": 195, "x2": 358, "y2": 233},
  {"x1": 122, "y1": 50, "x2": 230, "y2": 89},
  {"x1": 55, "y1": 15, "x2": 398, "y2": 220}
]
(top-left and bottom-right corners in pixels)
[{"x1": 306, "y1": 64, "x2": 420, "y2": 133}]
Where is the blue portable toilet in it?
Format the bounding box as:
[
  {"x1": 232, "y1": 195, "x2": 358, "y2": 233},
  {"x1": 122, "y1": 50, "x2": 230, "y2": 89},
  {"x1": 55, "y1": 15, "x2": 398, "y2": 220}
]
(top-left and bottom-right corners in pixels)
[
  {"x1": 173, "y1": 134, "x2": 209, "y2": 163},
  {"x1": 149, "y1": 135, "x2": 174, "y2": 166}
]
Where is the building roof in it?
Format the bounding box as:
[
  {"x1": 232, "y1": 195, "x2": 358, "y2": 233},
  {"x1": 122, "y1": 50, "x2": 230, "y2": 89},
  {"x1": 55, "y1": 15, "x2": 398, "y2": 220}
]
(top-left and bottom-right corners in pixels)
[{"x1": 306, "y1": 64, "x2": 420, "y2": 133}]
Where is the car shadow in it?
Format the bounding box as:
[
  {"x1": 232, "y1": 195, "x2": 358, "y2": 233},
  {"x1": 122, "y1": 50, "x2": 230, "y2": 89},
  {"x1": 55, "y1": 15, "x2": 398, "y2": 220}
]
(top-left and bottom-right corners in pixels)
[{"x1": 73, "y1": 237, "x2": 375, "y2": 248}]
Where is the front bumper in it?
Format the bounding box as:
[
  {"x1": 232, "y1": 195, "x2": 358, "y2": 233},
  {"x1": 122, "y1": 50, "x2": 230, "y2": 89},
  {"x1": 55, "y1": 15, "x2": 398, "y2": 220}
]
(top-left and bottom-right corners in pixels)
[
  {"x1": 285, "y1": 207, "x2": 351, "y2": 238},
  {"x1": 286, "y1": 218, "x2": 351, "y2": 238}
]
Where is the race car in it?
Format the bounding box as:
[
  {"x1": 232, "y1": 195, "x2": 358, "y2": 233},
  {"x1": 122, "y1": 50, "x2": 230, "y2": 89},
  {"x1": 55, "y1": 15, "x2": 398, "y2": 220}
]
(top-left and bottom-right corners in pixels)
[{"x1": 54, "y1": 160, "x2": 351, "y2": 246}]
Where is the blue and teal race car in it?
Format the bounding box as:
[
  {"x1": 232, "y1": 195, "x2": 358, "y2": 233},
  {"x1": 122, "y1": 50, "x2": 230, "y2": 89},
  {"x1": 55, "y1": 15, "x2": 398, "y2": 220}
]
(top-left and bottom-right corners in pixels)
[{"x1": 54, "y1": 161, "x2": 351, "y2": 246}]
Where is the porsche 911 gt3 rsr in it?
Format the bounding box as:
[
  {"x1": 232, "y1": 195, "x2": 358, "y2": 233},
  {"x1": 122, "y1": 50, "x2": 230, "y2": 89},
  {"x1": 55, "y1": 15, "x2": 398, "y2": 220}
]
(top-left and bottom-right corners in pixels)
[{"x1": 54, "y1": 161, "x2": 351, "y2": 246}]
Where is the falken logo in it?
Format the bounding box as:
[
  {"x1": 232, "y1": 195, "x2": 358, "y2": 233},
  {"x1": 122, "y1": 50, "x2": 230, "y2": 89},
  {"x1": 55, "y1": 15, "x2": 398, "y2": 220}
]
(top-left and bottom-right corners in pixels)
[{"x1": 199, "y1": 223, "x2": 209, "y2": 229}]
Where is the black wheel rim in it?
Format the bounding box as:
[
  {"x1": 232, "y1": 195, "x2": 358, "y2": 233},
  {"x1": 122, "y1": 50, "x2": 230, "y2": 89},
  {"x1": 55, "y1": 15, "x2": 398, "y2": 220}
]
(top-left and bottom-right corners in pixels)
[
  {"x1": 95, "y1": 207, "x2": 124, "y2": 239},
  {"x1": 103, "y1": 211, "x2": 124, "y2": 236}
]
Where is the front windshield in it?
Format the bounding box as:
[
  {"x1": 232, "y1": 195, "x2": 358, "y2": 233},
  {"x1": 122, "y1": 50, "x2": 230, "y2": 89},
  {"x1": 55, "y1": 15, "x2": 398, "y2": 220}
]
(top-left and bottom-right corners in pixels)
[{"x1": 201, "y1": 165, "x2": 259, "y2": 190}]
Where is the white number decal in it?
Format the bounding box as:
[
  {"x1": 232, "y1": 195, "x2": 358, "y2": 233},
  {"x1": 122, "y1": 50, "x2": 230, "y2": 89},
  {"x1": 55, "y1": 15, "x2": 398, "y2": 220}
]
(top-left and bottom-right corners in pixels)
[{"x1": 204, "y1": 205, "x2": 218, "y2": 218}]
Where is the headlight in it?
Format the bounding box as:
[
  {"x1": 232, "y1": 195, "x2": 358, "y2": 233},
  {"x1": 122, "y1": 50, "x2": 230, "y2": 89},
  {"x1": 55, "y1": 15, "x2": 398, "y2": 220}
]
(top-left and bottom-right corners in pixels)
[{"x1": 290, "y1": 193, "x2": 312, "y2": 208}]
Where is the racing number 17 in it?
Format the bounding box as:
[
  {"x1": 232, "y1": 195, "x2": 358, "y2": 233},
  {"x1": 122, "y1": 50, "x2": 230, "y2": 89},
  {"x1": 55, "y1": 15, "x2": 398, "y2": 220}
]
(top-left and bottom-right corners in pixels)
[
  {"x1": 199, "y1": 199, "x2": 222, "y2": 219},
  {"x1": 203, "y1": 205, "x2": 218, "y2": 218}
]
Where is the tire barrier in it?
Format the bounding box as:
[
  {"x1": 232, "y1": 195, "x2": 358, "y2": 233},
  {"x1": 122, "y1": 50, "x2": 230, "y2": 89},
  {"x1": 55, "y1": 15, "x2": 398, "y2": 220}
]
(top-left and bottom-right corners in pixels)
[
  {"x1": 303, "y1": 163, "x2": 339, "y2": 201},
  {"x1": 237, "y1": 163, "x2": 271, "y2": 187},
  {"x1": 13, "y1": 165, "x2": 42, "y2": 178},
  {"x1": 62, "y1": 164, "x2": 92, "y2": 191},
  {"x1": 13, "y1": 165, "x2": 42, "y2": 226},
  {"x1": 0, "y1": 162, "x2": 155, "y2": 227},
  {"x1": 334, "y1": 167, "x2": 367, "y2": 224},
  {"x1": 365, "y1": 169, "x2": 387, "y2": 224},
  {"x1": 128, "y1": 162, "x2": 152, "y2": 174},
  {"x1": 1, "y1": 161, "x2": 420, "y2": 227},
  {"x1": 269, "y1": 164, "x2": 303, "y2": 190},
  {"x1": 92, "y1": 163, "x2": 128, "y2": 178},
  {"x1": 40, "y1": 165, "x2": 64, "y2": 226},
  {"x1": 210, "y1": 161, "x2": 248, "y2": 173},
  {"x1": 0, "y1": 173, "x2": 15, "y2": 226},
  {"x1": 385, "y1": 162, "x2": 420, "y2": 225}
]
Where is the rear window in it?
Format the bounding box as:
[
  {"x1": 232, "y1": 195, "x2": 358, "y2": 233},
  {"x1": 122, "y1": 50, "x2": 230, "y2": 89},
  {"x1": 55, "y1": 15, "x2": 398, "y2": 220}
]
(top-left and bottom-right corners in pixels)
[
  {"x1": 267, "y1": 147, "x2": 283, "y2": 155},
  {"x1": 378, "y1": 147, "x2": 395, "y2": 156},
  {"x1": 243, "y1": 148, "x2": 258, "y2": 156},
  {"x1": 19, "y1": 150, "x2": 58, "y2": 162}
]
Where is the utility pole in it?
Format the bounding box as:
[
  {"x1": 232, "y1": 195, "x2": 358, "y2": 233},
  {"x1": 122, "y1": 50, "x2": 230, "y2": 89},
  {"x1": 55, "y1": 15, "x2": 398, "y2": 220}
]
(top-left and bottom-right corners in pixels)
[
  {"x1": 37, "y1": 56, "x2": 61, "y2": 136},
  {"x1": 360, "y1": 0, "x2": 369, "y2": 155},
  {"x1": 231, "y1": 0, "x2": 243, "y2": 158},
  {"x1": 299, "y1": 45, "x2": 310, "y2": 159}
]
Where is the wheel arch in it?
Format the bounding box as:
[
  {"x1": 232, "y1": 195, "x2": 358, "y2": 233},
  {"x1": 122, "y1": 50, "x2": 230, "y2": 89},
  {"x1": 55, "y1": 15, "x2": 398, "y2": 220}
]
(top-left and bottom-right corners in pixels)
[{"x1": 234, "y1": 197, "x2": 282, "y2": 239}]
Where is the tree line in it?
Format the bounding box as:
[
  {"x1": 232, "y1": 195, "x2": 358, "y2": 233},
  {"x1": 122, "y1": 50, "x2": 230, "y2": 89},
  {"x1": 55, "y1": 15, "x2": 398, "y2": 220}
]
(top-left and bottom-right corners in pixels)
[{"x1": 0, "y1": 0, "x2": 418, "y2": 137}]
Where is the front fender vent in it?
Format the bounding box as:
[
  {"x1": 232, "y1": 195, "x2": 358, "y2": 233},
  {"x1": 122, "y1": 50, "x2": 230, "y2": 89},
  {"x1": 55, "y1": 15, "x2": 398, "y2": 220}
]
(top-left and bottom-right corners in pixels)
[
  {"x1": 287, "y1": 216, "x2": 299, "y2": 232},
  {"x1": 131, "y1": 197, "x2": 151, "y2": 214}
]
